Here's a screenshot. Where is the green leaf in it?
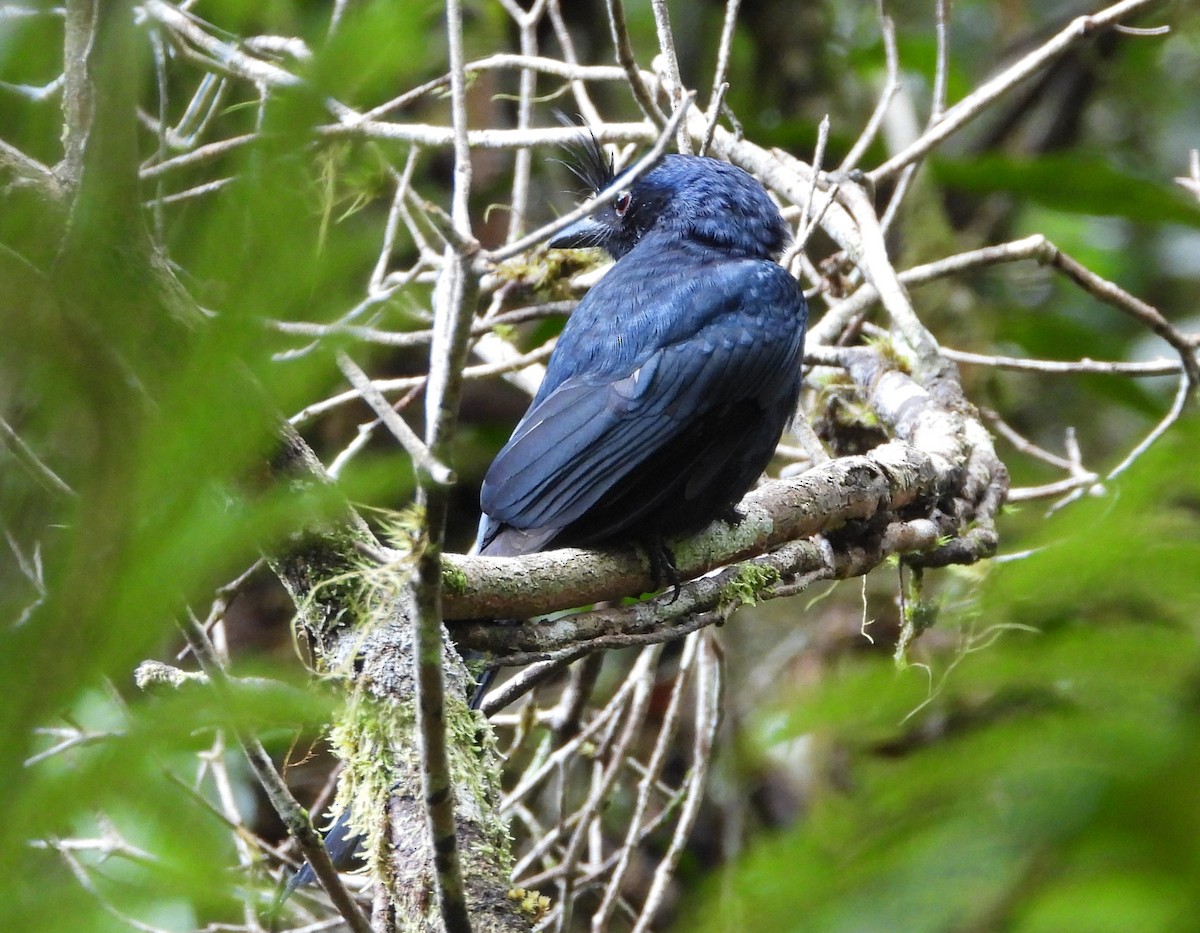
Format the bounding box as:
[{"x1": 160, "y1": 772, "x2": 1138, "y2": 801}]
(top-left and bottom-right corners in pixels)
[{"x1": 932, "y1": 154, "x2": 1200, "y2": 229}]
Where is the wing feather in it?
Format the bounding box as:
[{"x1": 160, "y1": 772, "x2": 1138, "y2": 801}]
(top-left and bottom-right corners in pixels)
[{"x1": 479, "y1": 258, "x2": 805, "y2": 550}]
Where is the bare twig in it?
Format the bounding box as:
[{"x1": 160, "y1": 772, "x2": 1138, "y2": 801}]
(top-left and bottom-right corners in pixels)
[
  {"x1": 632, "y1": 632, "x2": 721, "y2": 933},
  {"x1": 606, "y1": 0, "x2": 667, "y2": 128},
  {"x1": 502, "y1": 1, "x2": 548, "y2": 241},
  {"x1": 1108, "y1": 372, "x2": 1191, "y2": 479},
  {"x1": 139, "y1": 133, "x2": 255, "y2": 179},
  {"x1": 0, "y1": 137, "x2": 63, "y2": 200},
  {"x1": 335, "y1": 352, "x2": 454, "y2": 485},
  {"x1": 290, "y1": 339, "x2": 555, "y2": 425},
  {"x1": 324, "y1": 119, "x2": 655, "y2": 149},
  {"x1": 546, "y1": 1, "x2": 606, "y2": 125},
  {"x1": 143, "y1": 1, "x2": 302, "y2": 88},
  {"x1": 482, "y1": 96, "x2": 692, "y2": 265},
  {"x1": 868, "y1": 0, "x2": 1164, "y2": 183},
  {"x1": 839, "y1": 6, "x2": 899, "y2": 172},
  {"x1": 407, "y1": 2, "x2": 479, "y2": 929},
  {"x1": 592, "y1": 634, "x2": 698, "y2": 931},
  {"x1": 931, "y1": 0, "x2": 952, "y2": 124},
  {"x1": 943, "y1": 347, "x2": 1180, "y2": 377},
  {"x1": 178, "y1": 614, "x2": 371, "y2": 933},
  {"x1": 0, "y1": 417, "x2": 75, "y2": 497},
  {"x1": 555, "y1": 646, "x2": 661, "y2": 933},
  {"x1": 1176, "y1": 149, "x2": 1200, "y2": 202},
  {"x1": 707, "y1": 0, "x2": 742, "y2": 122},
  {"x1": 649, "y1": 0, "x2": 690, "y2": 154}
]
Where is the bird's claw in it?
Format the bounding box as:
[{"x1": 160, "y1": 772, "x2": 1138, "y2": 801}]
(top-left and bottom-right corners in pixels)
[{"x1": 644, "y1": 538, "x2": 682, "y2": 602}]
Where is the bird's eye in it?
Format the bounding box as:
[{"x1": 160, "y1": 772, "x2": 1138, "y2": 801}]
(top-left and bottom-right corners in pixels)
[{"x1": 614, "y1": 191, "x2": 632, "y2": 217}]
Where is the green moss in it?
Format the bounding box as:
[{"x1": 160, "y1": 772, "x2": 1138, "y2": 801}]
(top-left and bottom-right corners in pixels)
[
  {"x1": 721, "y1": 564, "x2": 781, "y2": 610},
  {"x1": 327, "y1": 691, "x2": 418, "y2": 872},
  {"x1": 325, "y1": 672, "x2": 515, "y2": 904},
  {"x1": 492, "y1": 245, "x2": 608, "y2": 302},
  {"x1": 508, "y1": 887, "x2": 552, "y2": 920},
  {"x1": 864, "y1": 334, "x2": 914, "y2": 373},
  {"x1": 895, "y1": 567, "x2": 939, "y2": 665},
  {"x1": 373, "y1": 504, "x2": 426, "y2": 552},
  {"x1": 441, "y1": 563, "x2": 469, "y2": 596}
]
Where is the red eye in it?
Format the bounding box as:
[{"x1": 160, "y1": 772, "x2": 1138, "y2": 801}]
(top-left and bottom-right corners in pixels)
[{"x1": 614, "y1": 191, "x2": 632, "y2": 216}]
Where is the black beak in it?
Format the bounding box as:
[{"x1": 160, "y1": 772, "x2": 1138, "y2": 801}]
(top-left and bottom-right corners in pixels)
[{"x1": 548, "y1": 213, "x2": 608, "y2": 249}]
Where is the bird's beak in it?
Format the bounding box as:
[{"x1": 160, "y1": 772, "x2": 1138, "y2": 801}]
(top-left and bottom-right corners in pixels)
[{"x1": 548, "y1": 213, "x2": 607, "y2": 249}]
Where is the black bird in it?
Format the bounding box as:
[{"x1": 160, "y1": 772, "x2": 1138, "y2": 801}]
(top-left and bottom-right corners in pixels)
[
  {"x1": 477, "y1": 141, "x2": 808, "y2": 564},
  {"x1": 285, "y1": 139, "x2": 807, "y2": 899}
]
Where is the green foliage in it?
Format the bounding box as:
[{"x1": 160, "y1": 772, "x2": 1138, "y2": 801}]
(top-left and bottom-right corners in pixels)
[
  {"x1": 932, "y1": 154, "x2": 1200, "y2": 230},
  {"x1": 2, "y1": 1, "x2": 1198, "y2": 930},
  {"x1": 684, "y1": 420, "x2": 1200, "y2": 933},
  {"x1": 306, "y1": 0, "x2": 441, "y2": 105},
  {"x1": 0, "y1": 12, "x2": 425, "y2": 932}
]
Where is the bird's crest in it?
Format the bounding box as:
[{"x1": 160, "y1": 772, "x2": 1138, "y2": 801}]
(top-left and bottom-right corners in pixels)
[{"x1": 555, "y1": 113, "x2": 615, "y2": 195}]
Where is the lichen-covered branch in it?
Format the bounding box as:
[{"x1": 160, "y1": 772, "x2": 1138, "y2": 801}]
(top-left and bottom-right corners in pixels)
[
  {"x1": 443, "y1": 341, "x2": 1005, "y2": 628},
  {"x1": 267, "y1": 428, "x2": 529, "y2": 933}
]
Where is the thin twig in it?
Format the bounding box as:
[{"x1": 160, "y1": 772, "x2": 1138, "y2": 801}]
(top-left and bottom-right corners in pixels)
[
  {"x1": 335, "y1": 352, "x2": 454, "y2": 485},
  {"x1": 0, "y1": 136, "x2": 62, "y2": 199},
  {"x1": 943, "y1": 347, "x2": 1180, "y2": 377},
  {"x1": 1175, "y1": 148, "x2": 1200, "y2": 201},
  {"x1": 1108, "y1": 372, "x2": 1191, "y2": 479},
  {"x1": 931, "y1": 0, "x2": 951, "y2": 123},
  {"x1": 631, "y1": 632, "x2": 721, "y2": 933},
  {"x1": 178, "y1": 615, "x2": 371, "y2": 933},
  {"x1": 546, "y1": 1, "x2": 606, "y2": 126},
  {"x1": 482, "y1": 96, "x2": 692, "y2": 265},
  {"x1": 839, "y1": 6, "x2": 899, "y2": 171},
  {"x1": 606, "y1": 0, "x2": 667, "y2": 128},
  {"x1": 323, "y1": 119, "x2": 655, "y2": 149},
  {"x1": 0, "y1": 417, "x2": 75, "y2": 497},
  {"x1": 503, "y1": 2, "x2": 545, "y2": 241},
  {"x1": 869, "y1": 0, "x2": 1163, "y2": 182},
  {"x1": 555, "y1": 647, "x2": 662, "y2": 933},
  {"x1": 649, "y1": 0, "x2": 690, "y2": 154},
  {"x1": 290, "y1": 339, "x2": 555, "y2": 425},
  {"x1": 370, "y1": 152, "x2": 420, "y2": 292},
  {"x1": 407, "y1": 3, "x2": 478, "y2": 929},
  {"x1": 591, "y1": 635, "x2": 698, "y2": 931},
  {"x1": 707, "y1": 0, "x2": 742, "y2": 123}
]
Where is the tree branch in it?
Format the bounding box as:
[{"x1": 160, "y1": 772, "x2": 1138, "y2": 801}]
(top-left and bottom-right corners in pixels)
[
  {"x1": 442, "y1": 338, "x2": 1006, "y2": 625},
  {"x1": 267, "y1": 429, "x2": 529, "y2": 932},
  {"x1": 867, "y1": 0, "x2": 1164, "y2": 183}
]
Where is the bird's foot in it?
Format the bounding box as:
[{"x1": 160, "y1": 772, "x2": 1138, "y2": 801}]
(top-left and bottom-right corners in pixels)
[
  {"x1": 718, "y1": 504, "x2": 745, "y2": 527},
  {"x1": 643, "y1": 537, "x2": 682, "y2": 602}
]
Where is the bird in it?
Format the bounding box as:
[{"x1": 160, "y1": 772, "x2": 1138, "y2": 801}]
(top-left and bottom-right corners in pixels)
[
  {"x1": 284, "y1": 134, "x2": 807, "y2": 899},
  {"x1": 476, "y1": 137, "x2": 808, "y2": 569},
  {"x1": 466, "y1": 136, "x2": 808, "y2": 707}
]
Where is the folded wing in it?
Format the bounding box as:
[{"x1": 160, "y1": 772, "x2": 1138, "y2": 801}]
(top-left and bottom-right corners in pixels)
[{"x1": 479, "y1": 259, "x2": 805, "y2": 554}]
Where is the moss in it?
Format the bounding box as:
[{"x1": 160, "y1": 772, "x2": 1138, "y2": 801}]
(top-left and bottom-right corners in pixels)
[
  {"x1": 442, "y1": 563, "x2": 470, "y2": 596},
  {"x1": 895, "y1": 567, "x2": 939, "y2": 665},
  {"x1": 324, "y1": 666, "x2": 516, "y2": 907},
  {"x1": 374, "y1": 504, "x2": 426, "y2": 553},
  {"x1": 864, "y1": 333, "x2": 914, "y2": 373},
  {"x1": 508, "y1": 887, "x2": 552, "y2": 920},
  {"x1": 492, "y1": 245, "x2": 608, "y2": 302},
  {"x1": 721, "y1": 564, "x2": 780, "y2": 610},
  {"x1": 327, "y1": 691, "x2": 419, "y2": 877}
]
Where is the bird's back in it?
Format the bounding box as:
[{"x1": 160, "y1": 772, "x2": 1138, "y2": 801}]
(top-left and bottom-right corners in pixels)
[{"x1": 478, "y1": 233, "x2": 806, "y2": 557}]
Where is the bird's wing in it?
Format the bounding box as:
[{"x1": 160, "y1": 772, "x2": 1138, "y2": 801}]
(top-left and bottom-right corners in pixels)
[{"x1": 479, "y1": 259, "x2": 804, "y2": 545}]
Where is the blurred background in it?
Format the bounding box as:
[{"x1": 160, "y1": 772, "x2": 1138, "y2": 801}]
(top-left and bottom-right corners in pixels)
[{"x1": 1, "y1": 1, "x2": 1199, "y2": 930}]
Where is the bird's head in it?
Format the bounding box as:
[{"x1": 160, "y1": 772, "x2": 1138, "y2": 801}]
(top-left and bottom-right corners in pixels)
[{"x1": 550, "y1": 134, "x2": 790, "y2": 261}]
